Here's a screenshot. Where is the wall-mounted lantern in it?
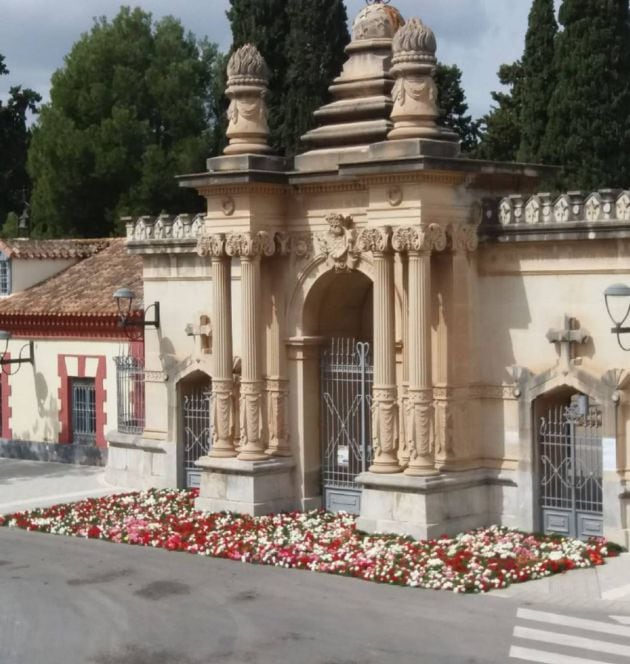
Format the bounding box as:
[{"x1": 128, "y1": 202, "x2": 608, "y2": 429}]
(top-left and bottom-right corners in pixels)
[
  {"x1": 113, "y1": 288, "x2": 160, "y2": 330},
  {"x1": 604, "y1": 283, "x2": 630, "y2": 351},
  {"x1": 0, "y1": 330, "x2": 34, "y2": 374}
]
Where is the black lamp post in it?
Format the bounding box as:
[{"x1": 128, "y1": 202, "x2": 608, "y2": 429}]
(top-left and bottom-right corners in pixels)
[
  {"x1": 113, "y1": 288, "x2": 160, "y2": 330},
  {"x1": 0, "y1": 330, "x2": 34, "y2": 374},
  {"x1": 604, "y1": 283, "x2": 630, "y2": 351}
]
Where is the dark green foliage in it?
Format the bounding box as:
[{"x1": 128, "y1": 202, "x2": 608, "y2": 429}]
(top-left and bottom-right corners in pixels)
[
  {"x1": 435, "y1": 63, "x2": 479, "y2": 153},
  {"x1": 282, "y1": 0, "x2": 349, "y2": 156},
  {"x1": 474, "y1": 62, "x2": 524, "y2": 162},
  {"x1": 227, "y1": 0, "x2": 349, "y2": 156},
  {"x1": 544, "y1": 0, "x2": 630, "y2": 189},
  {"x1": 518, "y1": 0, "x2": 557, "y2": 162},
  {"x1": 28, "y1": 7, "x2": 222, "y2": 238},
  {"x1": 0, "y1": 55, "x2": 41, "y2": 230}
]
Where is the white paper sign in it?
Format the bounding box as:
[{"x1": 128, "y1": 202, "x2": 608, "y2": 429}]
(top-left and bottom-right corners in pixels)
[
  {"x1": 602, "y1": 437, "x2": 617, "y2": 472},
  {"x1": 337, "y1": 445, "x2": 349, "y2": 468}
]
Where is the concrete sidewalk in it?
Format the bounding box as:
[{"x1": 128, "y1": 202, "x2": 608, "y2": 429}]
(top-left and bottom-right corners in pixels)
[
  {"x1": 492, "y1": 551, "x2": 630, "y2": 613},
  {"x1": 0, "y1": 458, "x2": 130, "y2": 515}
]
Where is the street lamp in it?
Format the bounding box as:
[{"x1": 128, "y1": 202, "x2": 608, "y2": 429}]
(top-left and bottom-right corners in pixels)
[
  {"x1": 0, "y1": 330, "x2": 34, "y2": 374},
  {"x1": 604, "y1": 283, "x2": 630, "y2": 350},
  {"x1": 113, "y1": 288, "x2": 160, "y2": 330}
]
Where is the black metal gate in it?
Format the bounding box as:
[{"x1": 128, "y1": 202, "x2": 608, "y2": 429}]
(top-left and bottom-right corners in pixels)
[
  {"x1": 71, "y1": 378, "x2": 97, "y2": 445},
  {"x1": 182, "y1": 381, "x2": 212, "y2": 488},
  {"x1": 538, "y1": 395, "x2": 604, "y2": 539},
  {"x1": 320, "y1": 338, "x2": 373, "y2": 514}
]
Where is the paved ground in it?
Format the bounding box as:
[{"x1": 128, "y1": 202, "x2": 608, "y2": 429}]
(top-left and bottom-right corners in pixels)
[
  {"x1": 0, "y1": 457, "x2": 128, "y2": 514},
  {"x1": 1, "y1": 458, "x2": 630, "y2": 662}
]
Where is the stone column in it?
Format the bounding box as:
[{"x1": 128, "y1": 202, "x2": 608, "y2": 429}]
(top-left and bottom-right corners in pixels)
[
  {"x1": 359, "y1": 228, "x2": 401, "y2": 473},
  {"x1": 227, "y1": 232, "x2": 274, "y2": 461},
  {"x1": 394, "y1": 225, "x2": 447, "y2": 476},
  {"x1": 208, "y1": 235, "x2": 236, "y2": 458}
]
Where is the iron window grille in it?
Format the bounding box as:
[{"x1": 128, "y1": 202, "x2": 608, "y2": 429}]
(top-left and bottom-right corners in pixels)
[
  {"x1": 0, "y1": 254, "x2": 11, "y2": 296},
  {"x1": 114, "y1": 355, "x2": 145, "y2": 435},
  {"x1": 71, "y1": 378, "x2": 97, "y2": 445}
]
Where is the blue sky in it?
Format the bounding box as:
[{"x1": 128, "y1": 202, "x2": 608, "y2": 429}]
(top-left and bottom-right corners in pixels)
[{"x1": 0, "y1": 0, "x2": 537, "y2": 119}]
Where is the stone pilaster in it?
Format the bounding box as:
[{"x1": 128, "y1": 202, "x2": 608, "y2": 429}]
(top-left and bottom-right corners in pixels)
[
  {"x1": 393, "y1": 225, "x2": 446, "y2": 476},
  {"x1": 359, "y1": 227, "x2": 401, "y2": 473},
  {"x1": 209, "y1": 234, "x2": 236, "y2": 458},
  {"x1": 226, "y1": 232, "x2": 274, "y2": 461}
]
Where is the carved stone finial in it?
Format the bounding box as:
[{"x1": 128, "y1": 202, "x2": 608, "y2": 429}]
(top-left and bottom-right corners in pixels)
[
  {"x1": 388, "y1": 17, "x2": 458, "y2": 145},
  {"x1": 224, "y1": 44, "x2": 272, "y2": 156},
  {"x1": 352, "y1": 2, "x2": 404, "y2": 41},
  {"x1": 392, "y1": 17, "x2": 437, "y2": 62}
]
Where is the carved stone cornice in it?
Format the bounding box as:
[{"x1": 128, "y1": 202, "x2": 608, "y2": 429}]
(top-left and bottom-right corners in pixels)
[
  {"x1": 392, "y1": 224, "x2": 447, "y2": 254},
  {"x1": 357, "y1": 227, "x2": 392, "y2": 255},
  {"x1": 224, "y1": 231, "x2": 276, "y2": 259}
]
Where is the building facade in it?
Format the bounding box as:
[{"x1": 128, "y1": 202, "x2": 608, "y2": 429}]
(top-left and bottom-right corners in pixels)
[{"x1": 106, "y1": 2, "x2": 630, "y2": 546}]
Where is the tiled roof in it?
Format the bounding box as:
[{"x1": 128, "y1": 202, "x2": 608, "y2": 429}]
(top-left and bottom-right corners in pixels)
[
  {"x1": 0, "y1": 238, "x2": 110, "y2": 260},
  {"x1": 0, "y1": 239, "x2": 143, "y2": 317}
]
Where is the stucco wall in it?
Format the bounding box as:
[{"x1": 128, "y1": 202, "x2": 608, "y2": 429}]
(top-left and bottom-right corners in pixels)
[
  {"x1": 2, "y1": 337, "x2": 131, "y2": 446},
  {"x1": 10, "y1": 258, "x2": 77, "y2": 294}
]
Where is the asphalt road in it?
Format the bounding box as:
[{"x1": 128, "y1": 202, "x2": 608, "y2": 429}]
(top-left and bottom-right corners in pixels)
[
  {"x1": 0, "y1": 528, "x2": 518, "y2": 664},
  {"x1": 2, "y1": 528, "x2": 629, "y2": 664}
]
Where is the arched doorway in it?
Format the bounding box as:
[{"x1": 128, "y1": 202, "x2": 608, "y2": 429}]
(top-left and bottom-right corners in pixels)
[
  {"x1": 178, "y1": 371, "x2": 212, "y2": 489},
  {"x1": 305, "y1": 269, "x2": 373, "y2": 513},
  {"x1": 535, "y1": 387, "x2": 603, "y2": 539}
]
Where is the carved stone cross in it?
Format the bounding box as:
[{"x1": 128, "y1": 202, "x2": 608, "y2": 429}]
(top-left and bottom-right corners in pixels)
[
  {"x1": 185, "y1": 315, "x2": 212, "y2": 355},
  {"x1": 546, "y1": 315, "x2": 589, "y2": 375}
]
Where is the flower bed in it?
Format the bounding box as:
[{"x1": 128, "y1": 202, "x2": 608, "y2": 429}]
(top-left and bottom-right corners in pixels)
[{"x1": 0, "y1": 488, "x2": 621, "y2": 593}]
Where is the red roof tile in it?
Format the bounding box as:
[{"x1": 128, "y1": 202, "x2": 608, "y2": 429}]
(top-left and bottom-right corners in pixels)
[{"x1": 0, "y1": 238, "x2": 110, "y2": 260}]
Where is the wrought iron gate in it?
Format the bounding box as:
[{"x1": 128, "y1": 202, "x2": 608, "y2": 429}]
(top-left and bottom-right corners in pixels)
[
  {"x1": 182, "y1": 384, "x2": 212, "y2": 488},
  {"x1": 71, "y1": 378, "x2": 97, "y2": 445},
  {"x1": 321, "y1": 338, "x2": 373, "y2": 514},
  {"x1": 539, "y1": 395, "x2": 603, "y2": 539}
]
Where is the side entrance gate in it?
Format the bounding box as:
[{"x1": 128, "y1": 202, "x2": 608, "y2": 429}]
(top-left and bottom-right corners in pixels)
[
  {"x1": 538, "y1": 395, "x2": 604, "y2": 539},
  {"x1": 181, "y1": 380, "x2": 212, "y2": 488},
  {"x1": 320, "y1": 338, "x2": 373, "y2": 514}
]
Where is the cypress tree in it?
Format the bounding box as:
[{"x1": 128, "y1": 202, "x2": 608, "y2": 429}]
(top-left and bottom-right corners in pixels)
[
  {"x1": 518, "y1": 0, "x2": 557, "y2": 163},
  {"x1": 435, "y1": 63, "x2": 479, "y2": 153},
  {"x1": 227, "y1": 0, "x2": 348, "y2": 156},
  {"x1": 227, "y1": 0, "x2": 288, "y2": 154},
  {"x1": 282, "y1": 0, "x2": 348, "y2": 156},
  {"x1": 544, "y1": 0, "x2": 630, "y2": 189}
]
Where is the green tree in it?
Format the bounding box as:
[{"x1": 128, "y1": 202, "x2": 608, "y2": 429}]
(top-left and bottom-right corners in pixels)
[
  {"x1": 544, "y1": 0, "x2": 630, "y2": 189},
  {"x1": 435, "y1": 63, "x2": 479, "y2": 153},
  {"x1": 28, "y1": 8, "x2": 222, "y2": 238},
  {"x1": 0, "y1": 55, "x2": 41, "y2": 228},
  {"x1": 518, "y1": 0, "x2": 557, "y2": 163},
  {"x1": 282, "y1": 0, "x2": 348, "y2": 156},
  {"x1": 474, "y1": 61, "x2": 524, "y2": 162},
  {"x1": 227, "y1": 0, "x2": 348, "y2": 156}
]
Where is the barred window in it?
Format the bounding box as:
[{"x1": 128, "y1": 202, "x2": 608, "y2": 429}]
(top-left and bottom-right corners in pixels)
[
  {"x1": 115, "y1": 356, "x2": 145, "y2": 434},
  {"x1": 71, "y1": 378, "x2": 97, "y2": 445},
  {"x1": 0, "y1": 256, "x2": 11, "y2": 295}
]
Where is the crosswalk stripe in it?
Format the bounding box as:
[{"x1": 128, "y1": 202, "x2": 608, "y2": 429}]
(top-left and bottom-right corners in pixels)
[
  {"x1": 602, "y1": 583, "x2": 630, "y2": 600},
  {"x1": 517, "y1": 608, "x2": 630, "y2": 638},
  {"x1": 509, "y1": 645, "x2": 617, "y2": 664},
  {"x1": 514, "y1": 625, "x2": 630, "y2": 658},
  {"x1": 610, "y1": 615, "x2": 630, "y2": 625}
]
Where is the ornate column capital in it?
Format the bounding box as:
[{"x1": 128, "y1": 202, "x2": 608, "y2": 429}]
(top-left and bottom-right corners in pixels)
[
  {"x1": 225, "y1": 231, "x2": 276, "y2": 259},
  {"x1": 450, "y1": 223, "x2": 479, "y2": 254},
  {"x1": 357, "y1": 226, "x2": 392, "y2": 255},
  {"x1": 197, "y1": 232, "x2": 229, "y2": 258},
  {"x1": 392, "y1": 224, "x2": 447, "y2": 255}
]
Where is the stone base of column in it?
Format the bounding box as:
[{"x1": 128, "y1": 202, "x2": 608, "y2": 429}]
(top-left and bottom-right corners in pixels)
[
  {"x1": 356, "y1": 469, "x2": 512, "y2": 540},
  {"x1": 404, "y1": 457, "x2": 440, "y2": 477},
  {"x1": 194, "y1": 456, "x2": 296, "y2": 516}
]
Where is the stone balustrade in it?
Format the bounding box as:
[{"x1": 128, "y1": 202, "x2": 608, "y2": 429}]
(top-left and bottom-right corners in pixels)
[
  {"x1": 495, "y1": 190, "x2": 630, "y2": 227},
  {"x1": 124, "y1": 213, "x2": 207, "y2": 242}
]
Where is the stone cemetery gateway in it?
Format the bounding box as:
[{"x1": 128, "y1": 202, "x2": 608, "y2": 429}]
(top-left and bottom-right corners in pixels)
[{"x1": 106, "y1": 1, "x2": 630, "y2": 547}]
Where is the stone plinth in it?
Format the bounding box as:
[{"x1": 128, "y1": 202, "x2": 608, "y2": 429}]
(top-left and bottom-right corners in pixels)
[
  {"x1": 355, "y1": 469, "x2": 518, "y2": 539},
  {"x1": 194, "y1": 457, "x2": 296, "y2": 516}
]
